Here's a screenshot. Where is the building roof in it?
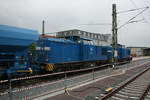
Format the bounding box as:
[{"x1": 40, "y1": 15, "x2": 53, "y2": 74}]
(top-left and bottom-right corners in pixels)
[
  {"x1": 56, "y1": 29, "x2": 111, "y2": 42},
  {"x1": 127, "y1": 47, "x2": 149, "y2": 49}
]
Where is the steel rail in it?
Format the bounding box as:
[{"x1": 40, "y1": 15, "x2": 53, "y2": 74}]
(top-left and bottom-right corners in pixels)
[
  {"x1": 139, "y1": 84, "x2": 150, "y2": 100},
  {"x1": 101, "y1": 65, "x2": 150, "y2": 100}
]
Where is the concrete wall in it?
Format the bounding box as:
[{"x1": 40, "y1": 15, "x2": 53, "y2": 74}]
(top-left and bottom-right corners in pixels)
[
  {"x1": 143, "y1": 48, "x2": 150, "y2": 56},
  {"x1": 131, "y1": 48, "x2": 143, "y2": 56}
]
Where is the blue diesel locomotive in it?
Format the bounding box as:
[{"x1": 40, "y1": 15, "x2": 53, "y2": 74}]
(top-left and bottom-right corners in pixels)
[{"x1": 32, "y1": 35, "x2": 131, "y2": 72}]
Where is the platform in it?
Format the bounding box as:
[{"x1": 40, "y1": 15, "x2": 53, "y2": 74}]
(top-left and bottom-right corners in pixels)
[
  {"x1": 33, "y1": 59, "x2": 150, "y2": 100},
  {"x1": 133, "y1": 56, "x2": 150, "y2": 61}
]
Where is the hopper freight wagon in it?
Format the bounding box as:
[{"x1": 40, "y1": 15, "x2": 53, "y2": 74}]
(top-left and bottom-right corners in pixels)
[{"x1": 0, "y1": 25, "x2": 39, "y2": 78}]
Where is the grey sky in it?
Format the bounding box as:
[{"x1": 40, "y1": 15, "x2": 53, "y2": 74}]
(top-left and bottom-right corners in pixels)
[{"x1": 0, "y1": 0, "x2": 150, "y2": 47}]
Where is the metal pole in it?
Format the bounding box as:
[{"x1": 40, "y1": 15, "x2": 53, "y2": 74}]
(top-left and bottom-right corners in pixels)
[
  {"x1": 64, "y1": 65, "x2": 67, "y2": 92},
  {"x1": 8, "y1": 73, "x2": 13, "y2": 100},
  {"x1": 65, "y1": 72, "x2": 67, "y2": 92},
  {"x1": 92, "y1": 67, "x2": 95, "y2": 80},
  {"x1": 112, "y1": 4, "x2": 118, "y2": 68},
  {"x1": 42, "y1": 20, "x2": 45, "y2": 36}
]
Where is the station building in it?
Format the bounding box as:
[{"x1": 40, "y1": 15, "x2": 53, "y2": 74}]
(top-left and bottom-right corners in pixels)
[
  {"x1": 127, "y1": 47, "x2": 150, "y2": 57},
  {"x1": 55, "y1": 29, "x2": 112, "y2": 46}
]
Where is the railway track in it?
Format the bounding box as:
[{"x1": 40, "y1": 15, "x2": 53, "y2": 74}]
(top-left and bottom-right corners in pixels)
[{"x1": 101, "y1": 65, "x2": 150, "y2": 100}]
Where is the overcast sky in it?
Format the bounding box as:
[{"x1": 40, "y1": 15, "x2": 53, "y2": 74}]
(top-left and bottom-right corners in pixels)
[{"x1": 0, "y1": 0, "x2": 150, "y2": 47}]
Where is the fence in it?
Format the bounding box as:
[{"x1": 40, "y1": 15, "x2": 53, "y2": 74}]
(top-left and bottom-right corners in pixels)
[{"x1": 0, "y1": 61, "x2": 130, "y2": 100}]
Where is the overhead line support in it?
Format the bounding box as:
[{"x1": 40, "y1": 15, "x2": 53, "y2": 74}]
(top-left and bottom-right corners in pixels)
[{"x1": 112, "y1": 4, "x2": 118, "y2": 68}]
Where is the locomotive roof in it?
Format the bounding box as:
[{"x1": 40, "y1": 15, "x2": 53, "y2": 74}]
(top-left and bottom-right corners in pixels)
[
  {"x1": 63, "y1": 36, "x2": 93, "y2": 41},
  {"x1": 42, "y1": 35, "x2": 95, "y2": 43},
  {"x1": 41, "y1": 37, "x2": 76, "y2": 44}
]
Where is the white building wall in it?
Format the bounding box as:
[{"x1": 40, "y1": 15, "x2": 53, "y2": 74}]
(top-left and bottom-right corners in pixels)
[{"x1": 56, "y1": 29, "x2": 112, "y2": 46}]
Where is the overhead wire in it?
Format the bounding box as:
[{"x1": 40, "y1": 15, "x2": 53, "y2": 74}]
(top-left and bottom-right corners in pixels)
[
  {"x1": 118, "y1": 7, "x2": 149, "y2": 29},
  {"x1": 129, "y1": 0, "x2": 149, "y2": 23},
  {"x1": 80, "y1": 23, "x2": 112, "y2": 26},
  {"x1": 117, "y1": 7, "x2": 148, "y2": 14},
  {"x1": 128, "y1": 19, "x2": 145, "y2": 23}
]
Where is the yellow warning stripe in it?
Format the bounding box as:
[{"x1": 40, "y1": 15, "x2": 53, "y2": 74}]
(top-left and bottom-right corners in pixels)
[{"x1": 45, "y1": 64, "x2": 54, "y2": 71}]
